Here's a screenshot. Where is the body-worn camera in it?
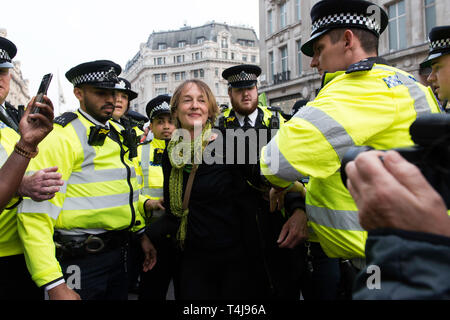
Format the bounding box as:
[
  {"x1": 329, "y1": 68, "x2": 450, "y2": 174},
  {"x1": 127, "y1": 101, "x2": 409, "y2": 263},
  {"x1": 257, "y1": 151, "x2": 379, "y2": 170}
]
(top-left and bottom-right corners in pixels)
[{"x1": 341, "y1": 113, "x2": 450, "y2": 207}]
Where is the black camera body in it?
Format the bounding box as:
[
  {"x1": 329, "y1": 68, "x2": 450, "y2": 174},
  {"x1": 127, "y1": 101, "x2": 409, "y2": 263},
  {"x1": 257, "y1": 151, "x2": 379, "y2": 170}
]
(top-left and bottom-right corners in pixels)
[{"x1": 341, "y1": 113, "x2": 450, "y2": 207}]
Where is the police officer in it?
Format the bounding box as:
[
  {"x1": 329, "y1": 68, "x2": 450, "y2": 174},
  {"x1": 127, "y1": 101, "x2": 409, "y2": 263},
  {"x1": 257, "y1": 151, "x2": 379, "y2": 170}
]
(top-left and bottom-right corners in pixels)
[
  {"x1": 17, "y1": 60, "x2": 156, "y2": 300},
  {"x1": 0, "y1": 37, "x2": 64, "y2": 301},
  {"x1": 0, "y1": 36, "x2": 22, "y2": 132},
  {"x1": 421, "y1": 26, "x2": 450, "y2": 110},
  {"x1": 218, "y1": 64, "x2": 306, "y2": 299},
  {"x1": 138, "y1": 95, "x2": 177, "y2": 300},
  {"x1": 260, "y1": 0, "x2": 441, "y2": 299}
]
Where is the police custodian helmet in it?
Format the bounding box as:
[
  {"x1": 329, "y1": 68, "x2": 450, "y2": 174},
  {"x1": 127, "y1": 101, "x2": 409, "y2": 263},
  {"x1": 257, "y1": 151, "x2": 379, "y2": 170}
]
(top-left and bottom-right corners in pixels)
[
  {"x1": 0, "y1": 36, "x2": 17, "y2": 69},
  {"x1": 65, "y1": 60, "x2": 122, "y2": 89},
  {"x1": 301, "y1": 0, "x2": 389, "y2": 57},
  {"x1": 222, "y1": 64, "x2": 262, "y2": 89},
  {"x1": 420, "y1": 26, "x2": 450, "y2": 68}
]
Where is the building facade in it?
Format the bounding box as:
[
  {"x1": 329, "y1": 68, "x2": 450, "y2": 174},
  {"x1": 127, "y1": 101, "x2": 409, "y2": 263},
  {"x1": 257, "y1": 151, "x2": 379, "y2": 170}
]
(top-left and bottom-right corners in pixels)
[
  {"x1": 0, "y1": 28, "x2": 30, "y2": 107},
  {"x1": 259, "y1": 0, "x2": 450, "y2": 113},
  {"x1": 123, "y1": 23, "x2": 260, "y2": 115}
]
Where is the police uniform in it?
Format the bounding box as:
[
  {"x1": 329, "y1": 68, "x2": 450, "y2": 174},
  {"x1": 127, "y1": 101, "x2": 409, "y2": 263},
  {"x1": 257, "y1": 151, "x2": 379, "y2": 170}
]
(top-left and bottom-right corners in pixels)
[
  {"x1": 218, "y1": 64, "x2": 304, "y2": 300},
  {"x1": 0, "y1": 37, "x2": 43, "y2": 300},
  {"x1": 137, "y1": 94, "x2": 179, "y2": 300},
  {"x1": 421, "y1": 25, "x2": 450, "y2": 112},
  {"x1": 17, "y1": 60, "x2": 147, "y2": 300},
  {"x1": 0, "y1": 37, "x2": 21, "y2": 133},
  {"x1": 260, "y1": 0, "x2": 441, "y2": 298}
]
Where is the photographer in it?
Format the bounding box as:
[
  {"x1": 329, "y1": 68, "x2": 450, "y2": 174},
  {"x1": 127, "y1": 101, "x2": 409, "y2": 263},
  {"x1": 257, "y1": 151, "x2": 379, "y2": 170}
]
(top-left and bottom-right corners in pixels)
[{"x1": 345, "y1": 151, "x2": 450, "y2": 299}]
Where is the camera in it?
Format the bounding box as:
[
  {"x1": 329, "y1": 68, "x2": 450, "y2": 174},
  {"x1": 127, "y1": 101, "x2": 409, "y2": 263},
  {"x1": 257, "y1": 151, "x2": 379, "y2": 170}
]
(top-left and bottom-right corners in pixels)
[{"x1": 341, "y1": 113, "x2": 450, "y2": 207}]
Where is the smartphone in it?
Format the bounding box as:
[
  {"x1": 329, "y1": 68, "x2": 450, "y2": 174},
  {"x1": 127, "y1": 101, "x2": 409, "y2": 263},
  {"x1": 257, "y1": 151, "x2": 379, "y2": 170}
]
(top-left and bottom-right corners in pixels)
[{"x1": 31, "y1": 73, "x2": 53, "y2": 114}]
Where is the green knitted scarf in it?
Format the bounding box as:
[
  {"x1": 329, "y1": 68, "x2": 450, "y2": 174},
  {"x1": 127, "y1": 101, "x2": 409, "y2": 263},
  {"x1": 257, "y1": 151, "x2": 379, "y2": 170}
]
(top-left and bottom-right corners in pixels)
[{"x1": 167, "y1": 122, "x2": 212, "y2": 247}]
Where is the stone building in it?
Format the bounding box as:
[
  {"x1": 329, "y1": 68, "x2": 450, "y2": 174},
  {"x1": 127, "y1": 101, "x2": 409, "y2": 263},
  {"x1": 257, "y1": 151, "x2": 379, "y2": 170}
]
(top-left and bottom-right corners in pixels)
[
  {"x1": 259, "y1": 0, "x2": 450, "y2": 113},
  {"x1": 123, "y1": 22, "x2": 260, "y2": 115},
  {"x1": 0, "y1": 28, "x2": 30, "y2": 107}
]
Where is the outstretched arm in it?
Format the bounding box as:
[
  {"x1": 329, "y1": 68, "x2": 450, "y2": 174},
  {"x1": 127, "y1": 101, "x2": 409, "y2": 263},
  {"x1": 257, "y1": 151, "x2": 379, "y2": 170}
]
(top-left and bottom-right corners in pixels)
[{"x1": 0, "y1": 96, "x2": 54, "y2": 212}]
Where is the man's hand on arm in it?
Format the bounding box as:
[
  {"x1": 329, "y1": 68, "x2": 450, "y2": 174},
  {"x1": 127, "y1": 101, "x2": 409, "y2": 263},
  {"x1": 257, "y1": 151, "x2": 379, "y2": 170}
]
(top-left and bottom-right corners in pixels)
[
  {"x1": 18, "y1": 167, "x2": 64, "y2": 201},
  {"x1": 277, "y1": 209, "x2": 309, "y2": 249},
  {"x1": 47, "y1": 283, "x2": 81, "y2": 300}
]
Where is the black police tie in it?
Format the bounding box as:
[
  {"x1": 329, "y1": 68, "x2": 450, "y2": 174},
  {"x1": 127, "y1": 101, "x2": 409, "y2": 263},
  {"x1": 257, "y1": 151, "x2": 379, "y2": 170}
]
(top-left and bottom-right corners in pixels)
[{"x1": 242, "y1": 116, "x2": 252, "y2": 131}]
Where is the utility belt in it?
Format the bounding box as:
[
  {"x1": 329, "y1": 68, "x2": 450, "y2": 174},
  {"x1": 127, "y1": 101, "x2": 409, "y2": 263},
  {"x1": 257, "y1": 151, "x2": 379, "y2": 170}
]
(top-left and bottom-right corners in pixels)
[{"x1": 54, "y1": 230, "x2": 130, "y2": 260}]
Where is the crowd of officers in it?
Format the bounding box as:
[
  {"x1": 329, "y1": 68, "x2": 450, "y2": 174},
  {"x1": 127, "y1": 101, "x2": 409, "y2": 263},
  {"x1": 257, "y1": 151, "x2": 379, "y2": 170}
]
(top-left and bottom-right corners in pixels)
[{"x1": 0, "y1": 0, "x2": 449, "y2": 301}]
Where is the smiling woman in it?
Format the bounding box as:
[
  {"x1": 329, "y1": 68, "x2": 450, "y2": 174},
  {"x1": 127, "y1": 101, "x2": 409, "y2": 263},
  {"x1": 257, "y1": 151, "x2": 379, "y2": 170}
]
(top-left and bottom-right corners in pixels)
[{"x1": 145, "y1": 80, "x2": 264, "y2": 300}]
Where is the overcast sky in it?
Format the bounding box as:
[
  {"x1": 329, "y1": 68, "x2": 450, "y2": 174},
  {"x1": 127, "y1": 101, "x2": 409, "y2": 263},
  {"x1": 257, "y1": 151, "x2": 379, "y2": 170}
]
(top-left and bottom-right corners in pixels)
[{"x1": 3, "y1": 0, "x2": 259, "y2": 114}]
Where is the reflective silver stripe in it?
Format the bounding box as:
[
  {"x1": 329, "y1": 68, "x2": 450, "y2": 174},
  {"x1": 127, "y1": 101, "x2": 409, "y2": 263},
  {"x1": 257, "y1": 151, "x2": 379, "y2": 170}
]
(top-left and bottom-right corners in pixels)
[
  {"x1": 294, "y1": 107, "x2": 355, "y2": 161},
  {"x1": 19, "y1": 199, "x2": 61, "y2": 220},
  {"x1": 141, "y1": 144, "x2": 151, "y2": 189},
  {"x1": 63, "y1": 191, "x2": 140, "y2": 211},
  {"x1": 142, "y1": 187, "x2": 163, "y2": 198},
  {"x1": 264, "y1": 138, "x2": 305, "y2": 182},
  {"x1": 56, "y1": 228, "x2": 108, "y2": 235},
  {"x1": 68, "y1": 168, "x2": 136, "y2": 184},
  {"x1": 0, "y1": 143, "x2": 8, "y2": 165},
  {"x1": 374, "y1": 66, "x2": 434, "y2": 116},
  {"x1": 137, "y1": 175, "x2": 143, "y2": 186},
  {"x1": 71, "y1": 118, "x2": 97, "y2": 170},
  {"x1": 306, "y1": 204, "x2": 364, "y2": 232}
]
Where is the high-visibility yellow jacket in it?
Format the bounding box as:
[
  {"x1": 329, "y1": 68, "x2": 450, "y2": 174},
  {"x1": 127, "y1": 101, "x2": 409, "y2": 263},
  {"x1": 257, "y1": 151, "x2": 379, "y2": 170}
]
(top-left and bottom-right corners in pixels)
[
  {"x1": 0, "y1": 121, "x2": 24, "y2": 258},
  {"x1": 17, "y1": 111, "x2": 147, "y2": 288},
  {"x1": 261, "y1": 60, "x2": 441, "y2": 259},
  {"x1": 138, "y1": 138, "x2": 166, "y2": 224}
]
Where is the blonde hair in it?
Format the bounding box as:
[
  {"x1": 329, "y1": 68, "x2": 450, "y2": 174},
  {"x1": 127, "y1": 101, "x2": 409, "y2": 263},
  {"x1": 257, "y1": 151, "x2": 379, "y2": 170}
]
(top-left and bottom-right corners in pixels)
[{"x1": 170, "y1": 80, "x2": 219, "y2": 128}]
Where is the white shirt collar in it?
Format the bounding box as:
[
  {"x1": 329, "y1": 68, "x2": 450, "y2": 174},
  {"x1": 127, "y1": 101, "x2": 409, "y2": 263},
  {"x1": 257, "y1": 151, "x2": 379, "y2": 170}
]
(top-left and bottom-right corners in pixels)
[
  {"x1": 234, "y1": 108, "x2": 258, "y2": 127},
  {"x1": 78, "y1": 108, "x2": 110, "y2": 129}
]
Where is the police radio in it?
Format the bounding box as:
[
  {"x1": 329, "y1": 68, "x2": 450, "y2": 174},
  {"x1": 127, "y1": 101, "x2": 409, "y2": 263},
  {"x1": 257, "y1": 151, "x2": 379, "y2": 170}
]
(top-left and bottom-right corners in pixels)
[
  {"x1": 268, "y1": 106, "x2": 281, "y2": 129},
  {"x1": 88, "y1": 125, "x2": 110, "y2": 146}
]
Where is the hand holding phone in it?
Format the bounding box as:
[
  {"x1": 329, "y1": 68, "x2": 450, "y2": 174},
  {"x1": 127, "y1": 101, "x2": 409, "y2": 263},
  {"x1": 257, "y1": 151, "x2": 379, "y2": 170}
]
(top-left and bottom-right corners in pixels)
[{"x1": 31, "y1": 73, "x2": 53, "y2": 114}]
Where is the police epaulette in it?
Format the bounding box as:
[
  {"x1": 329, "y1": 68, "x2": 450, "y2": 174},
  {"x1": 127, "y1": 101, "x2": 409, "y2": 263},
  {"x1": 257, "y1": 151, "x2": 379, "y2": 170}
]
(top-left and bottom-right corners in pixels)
[
  {"x1": 346, "y1": 59, "x2": 375, "y2": 74},
  {"x1": 54, "y1": 112, "x2": 78, "y2": 127}
]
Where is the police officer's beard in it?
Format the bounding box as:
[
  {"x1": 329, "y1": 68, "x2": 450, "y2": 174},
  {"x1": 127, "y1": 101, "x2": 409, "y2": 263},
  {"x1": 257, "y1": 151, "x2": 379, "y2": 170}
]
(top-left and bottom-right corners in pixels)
[
  {"x1": 84, "y1": 99, "x2": 114, "y2": 124},
  {"x1": 230, "y1": 95, "x2": 258, "y2": 116}
]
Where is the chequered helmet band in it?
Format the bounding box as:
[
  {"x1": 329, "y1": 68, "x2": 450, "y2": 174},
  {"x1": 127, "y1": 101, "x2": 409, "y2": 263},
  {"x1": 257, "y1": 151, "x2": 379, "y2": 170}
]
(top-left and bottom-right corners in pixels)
[
  {"x1": 71, "y1": 67, "x2": 119, "y2": 86},
  {"x1": 149, "y1": 101, "x2": 171, "y2": 120},
  {"x1": 0, "y1": 49, "x2": 11, "y2": 62},
  {"x1": 430, "y1": 38, "x2": 450, "y2": 50},
  {"x1": 227, "y1": 71, "x2": 258, "y2": 83},
  {"x1": 311, "y1": 12, "x2": 381, "y2": 36}
]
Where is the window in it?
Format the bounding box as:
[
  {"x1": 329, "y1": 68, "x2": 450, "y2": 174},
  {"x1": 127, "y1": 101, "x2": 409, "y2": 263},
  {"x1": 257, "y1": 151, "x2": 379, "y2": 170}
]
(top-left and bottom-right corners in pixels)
[
  {"x1": 155, "y1": 88, "x2": 168, "y2": 95},
  {"x1": 280, "y1": 2, "x2": 287, "y2": 29},
  {"x1": 158, "y1": 43, "x2": 167, "y2": 50},
  {"x1": 176, "y1": 55, "x2": 185, "y2": 63},
  {"x1": 178, "y1": 41, "x2": 186, "y2": 48},
  {"x1": 197, "y1": 37, "x2": 205, "y2": 44},
  {"x1": 193, "y1": 52, "x2": 202, "y2": 60},
  {"x1": 268, "y1": 10, "x2": 273, "y2": 34},
  {"x1": 247, "y1": 41, "x2": 255, "y2": 47},
  {"x1": 221, "y1": 38, "x2": 228, "y2": 49},
  {"x1": 296, "y1": 0, "x2": 301, "y2": 21},
  {"x1": 242, "y1": 55, "x2": 247, "y2": 62},
  {"x1": 280, "y1": 46, "x2": 288, "y2": 73},
  {"x1": 425, "y1": 0, "x2": 436, "y2": 36},
  {"x1": 175, "y1": 72, "x2": 186, "y2": 81},
  {"x1": 215, "y1": 83, "x2": 220, "y2": 95},
  {"x1": 231, "y1": 52, "x2": 235, "y2": 60},
  {"x1": 269, "y1": 52, "x2": 274, "y2": 82},
  {"x1": 251, "y1": 55, "x2": 256, "y2": 63},
  {"x1": 215, "y1": 68, "x2": 219, "y2": 76},
  {"x1": 297, "y1": 40, "x2": 302, "y2": 75},
  {"x1": 388, "y1": 1, "x2": 407, "y2": 51},
  {"x1": 154, "y1": 73, "x2": 167, "y2": 82},
  {"x1": 154, "y1": 57, "x2": 165, "y2": 65},
  {"x1": 193, "y1": 69, "x2": 204, "y2": 78},
  {"x1": 222, "y1": 51, "x2": 228, "y2": 59}
]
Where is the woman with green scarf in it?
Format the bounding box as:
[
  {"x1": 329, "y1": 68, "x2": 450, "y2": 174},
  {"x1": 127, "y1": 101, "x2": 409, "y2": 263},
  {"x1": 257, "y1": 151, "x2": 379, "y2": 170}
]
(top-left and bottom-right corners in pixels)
[{"x1": 146, "y1": 80, "x2": 255, "y2": 300}]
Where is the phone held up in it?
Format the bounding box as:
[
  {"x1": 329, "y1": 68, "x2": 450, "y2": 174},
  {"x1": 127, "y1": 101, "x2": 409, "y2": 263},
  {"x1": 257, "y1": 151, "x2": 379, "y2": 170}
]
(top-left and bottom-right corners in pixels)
[{"x1": 31, "y1": 73, "x2": 53, "y2": 115}]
